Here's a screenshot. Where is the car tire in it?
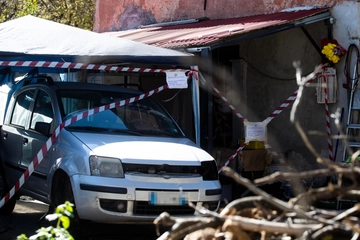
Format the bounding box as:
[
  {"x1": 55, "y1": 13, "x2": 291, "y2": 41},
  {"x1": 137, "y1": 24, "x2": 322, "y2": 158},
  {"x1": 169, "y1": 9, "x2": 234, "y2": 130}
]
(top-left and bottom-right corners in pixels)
[
  {"x1": 51, "y1": 172, "x2": 78, "y2": 216},
  {"x1": 0, "y1": 171, "x2": 16, "y2": 215},
  {"x1": 51, "y1": 171, "x2": 86, "y2": 238}
]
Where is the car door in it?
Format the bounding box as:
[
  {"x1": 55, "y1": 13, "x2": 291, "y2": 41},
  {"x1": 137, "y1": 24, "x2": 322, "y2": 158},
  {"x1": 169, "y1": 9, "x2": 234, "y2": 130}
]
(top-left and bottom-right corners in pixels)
[
  {"x1": 1, "y1": 89, "x2": 35, "y2": 186},
  {"x1": 21, "y1": 88, "x2": 55, "y2": 198}
]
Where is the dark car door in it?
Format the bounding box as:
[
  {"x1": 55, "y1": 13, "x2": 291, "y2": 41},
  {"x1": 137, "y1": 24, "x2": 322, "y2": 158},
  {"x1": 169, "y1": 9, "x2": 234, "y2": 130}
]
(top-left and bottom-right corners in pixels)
[
  {"x1": 1, "y1": 89, "x2": 35, "y2": 186},
  {"x1": 21, "y1": 89, "x2": 55, "y2": 198}
]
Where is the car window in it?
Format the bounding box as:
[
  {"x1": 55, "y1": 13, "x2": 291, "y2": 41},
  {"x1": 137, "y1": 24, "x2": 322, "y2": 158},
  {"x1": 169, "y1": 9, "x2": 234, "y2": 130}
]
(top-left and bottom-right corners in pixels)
[
  {"x1": 30, "y1": 90, "x2": 54, "y2": 130},
  {"x1": 60, "y1": 90, "x2": 99, "y2": 117},
  {"x1": 60, "y1": 90, "x2": 184, "y2": 137},
  {"x1": 119, "y1": 102, "x2": 171, "y2": 132},
  {"x1": 10, "y1": 90, "x2": 35, "y2": 127}
]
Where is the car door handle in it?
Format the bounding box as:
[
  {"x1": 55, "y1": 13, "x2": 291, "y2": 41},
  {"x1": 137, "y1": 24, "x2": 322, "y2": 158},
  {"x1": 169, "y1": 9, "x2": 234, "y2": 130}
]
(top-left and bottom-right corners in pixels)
[
  {"x1": 22, "y1": 137, "x2": 28, "y2": 145},
  {"x1": 3, "y1": 132, "x2": 7, "y2": 139}
]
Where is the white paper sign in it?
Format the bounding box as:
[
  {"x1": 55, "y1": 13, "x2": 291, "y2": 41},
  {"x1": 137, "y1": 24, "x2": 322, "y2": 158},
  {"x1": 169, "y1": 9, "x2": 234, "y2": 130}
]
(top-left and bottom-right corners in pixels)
[
  {"x1": 245, "y1": 122, "x2": 267, "y2": 142},
  {"x1": 165, "y1": 72, "x2": 188, "y2": 89}
]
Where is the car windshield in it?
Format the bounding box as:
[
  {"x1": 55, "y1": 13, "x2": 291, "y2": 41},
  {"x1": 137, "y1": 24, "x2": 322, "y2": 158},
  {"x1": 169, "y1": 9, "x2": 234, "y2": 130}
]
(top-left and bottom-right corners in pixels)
[{"x1": 59, "y1": 89, "x2": 184, "y2": 137}]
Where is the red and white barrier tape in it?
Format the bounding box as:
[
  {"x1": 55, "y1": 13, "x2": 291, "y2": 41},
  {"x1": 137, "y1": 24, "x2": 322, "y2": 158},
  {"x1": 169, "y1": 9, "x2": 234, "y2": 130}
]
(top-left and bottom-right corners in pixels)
[
  {"x1": 215, "y1": 76, "x2": 317, "y2": 172},
  {"x1": 213, "y1": 86, "x2": 287, "y2": 170},
  {"x1": 262, "y1": 91, "x2": 298, "y2": 124},
  {"x1": 0, "y1": 61, "x2": 189, "y2": 73},
  {"x1": 262, "y1": 79, "x2": 314, "y2": 125},
  {"x1": 218, "y1": 141, "x2": 249, "y2": 173},
  {"x1": 0, "y1": 84, "x2": 168, "y2": 208},
  {"x1": 212, "y1": 86, "x2": 246, "y2": 122},
  {"x1": 322, "y1": 75, "x2": 334, "y2": 161}
]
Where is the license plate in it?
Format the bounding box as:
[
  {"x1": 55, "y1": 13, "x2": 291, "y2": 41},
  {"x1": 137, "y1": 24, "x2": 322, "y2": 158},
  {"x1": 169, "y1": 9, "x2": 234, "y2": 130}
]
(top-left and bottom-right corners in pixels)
[{"x1": 149, "y1": 192, "x2": 187, "y2": 205}]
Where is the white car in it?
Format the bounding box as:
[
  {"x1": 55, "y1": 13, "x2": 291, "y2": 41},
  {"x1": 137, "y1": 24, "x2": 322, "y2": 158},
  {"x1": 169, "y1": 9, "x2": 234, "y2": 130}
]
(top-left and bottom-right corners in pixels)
[{"x1": 0, "y1": 77, "x2": 221, "y2": 223}]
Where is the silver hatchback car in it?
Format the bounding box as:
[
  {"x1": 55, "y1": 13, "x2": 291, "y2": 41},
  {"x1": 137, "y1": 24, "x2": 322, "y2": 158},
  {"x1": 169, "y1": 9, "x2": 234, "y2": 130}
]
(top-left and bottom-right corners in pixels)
[{"x1": 0, "y1": 77, "x2": 221, "y2": 223}]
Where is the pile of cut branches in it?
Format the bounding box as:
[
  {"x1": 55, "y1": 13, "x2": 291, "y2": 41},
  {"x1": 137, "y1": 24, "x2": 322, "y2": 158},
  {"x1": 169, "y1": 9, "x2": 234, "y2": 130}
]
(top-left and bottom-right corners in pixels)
[
  {"x1": 153, "y1": 64, "x2": 360, "y2": 240},
  {"x1": 154, "y1": 165, "x2": 360, "y2": 240}
]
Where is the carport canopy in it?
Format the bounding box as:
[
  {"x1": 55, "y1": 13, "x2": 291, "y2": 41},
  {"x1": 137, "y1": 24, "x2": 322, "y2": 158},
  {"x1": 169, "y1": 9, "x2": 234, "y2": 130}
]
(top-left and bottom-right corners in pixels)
[{"x1": 0, "y1": 15, "x2": 194, "y2": 69}]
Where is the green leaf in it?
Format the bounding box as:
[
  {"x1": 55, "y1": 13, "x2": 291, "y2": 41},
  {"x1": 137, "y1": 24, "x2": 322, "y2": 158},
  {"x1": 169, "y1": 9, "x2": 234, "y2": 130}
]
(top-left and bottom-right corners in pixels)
[
  {"x1": 17, "y1": 201, "x2": 74, "y2": 240},
  {"x1": 16, "y1": 234, "x2": 28, "y2": 240},
  {"x1": 0, "y1": 0, "x2": 94, "y2": 30},
  {"x1": 59, "y1": 215, "x2": 70, "y2": 229}
]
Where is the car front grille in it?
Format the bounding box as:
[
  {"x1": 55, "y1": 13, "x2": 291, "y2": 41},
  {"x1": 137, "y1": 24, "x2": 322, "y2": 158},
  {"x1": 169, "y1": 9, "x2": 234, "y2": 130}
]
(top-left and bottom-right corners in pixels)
[
  {"x1": 123, "y1": 163, "x2": 199, "y2": 175},
  {"x1": 122, "y1": 161, "x2": 219, "y2": 180},
  {"x1": 133, "y1": 201, "x2": 196, "y2": 215}
]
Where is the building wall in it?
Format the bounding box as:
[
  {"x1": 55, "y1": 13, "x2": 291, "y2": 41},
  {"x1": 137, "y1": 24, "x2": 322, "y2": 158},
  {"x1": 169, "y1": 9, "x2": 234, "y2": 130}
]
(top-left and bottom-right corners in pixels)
[
  {"x1": 235, "y1": 22, "x2": 329, "y2": 172},
  {"x1": 93, "y1": 0, "x2": 360, "y2": 181},
  {"x1": 94, "y1": 0, "x2": 348, "y2": 32},
  {"x1": 226, "y1": 1, "x2": 360, "y2": 174}
]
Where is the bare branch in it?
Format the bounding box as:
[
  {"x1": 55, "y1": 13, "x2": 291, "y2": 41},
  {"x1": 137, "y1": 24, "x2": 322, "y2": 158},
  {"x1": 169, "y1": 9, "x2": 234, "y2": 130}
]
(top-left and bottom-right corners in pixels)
[{"x1": 154, "y1": 62, "x2": 360, "y2": 240}]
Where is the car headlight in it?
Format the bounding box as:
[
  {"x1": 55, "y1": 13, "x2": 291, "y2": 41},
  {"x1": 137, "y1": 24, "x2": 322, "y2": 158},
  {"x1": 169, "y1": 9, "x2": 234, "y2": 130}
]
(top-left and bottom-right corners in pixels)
[
  {"x1": 89, "y1": 156, "x2": 124, "y2": 178},
  {"x1": 199, "y1": 160, "x2": 219, "y2": 180}
]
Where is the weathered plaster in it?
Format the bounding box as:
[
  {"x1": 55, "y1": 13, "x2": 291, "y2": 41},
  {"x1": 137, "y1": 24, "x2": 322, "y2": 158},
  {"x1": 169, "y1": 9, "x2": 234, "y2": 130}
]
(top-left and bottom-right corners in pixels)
[{"x1": 94, "y1": 0, "x2": 346, "y2": 32}]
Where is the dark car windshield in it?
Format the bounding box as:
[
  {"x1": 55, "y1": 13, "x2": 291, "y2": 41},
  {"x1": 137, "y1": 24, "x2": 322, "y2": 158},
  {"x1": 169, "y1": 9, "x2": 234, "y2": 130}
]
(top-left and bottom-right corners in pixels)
[{"x1": 59, "y1": 89, "x2": 184, "y2": 137}]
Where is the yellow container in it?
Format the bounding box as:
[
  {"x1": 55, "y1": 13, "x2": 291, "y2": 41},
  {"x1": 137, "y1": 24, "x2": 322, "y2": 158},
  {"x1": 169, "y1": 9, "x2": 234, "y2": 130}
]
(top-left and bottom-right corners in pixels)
[{"x1": 238, "y1": 140, "x2": 265, "y2": 150}]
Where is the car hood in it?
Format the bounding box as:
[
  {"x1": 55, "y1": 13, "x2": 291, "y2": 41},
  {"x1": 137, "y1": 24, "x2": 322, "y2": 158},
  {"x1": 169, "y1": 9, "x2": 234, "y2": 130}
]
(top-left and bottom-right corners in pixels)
[{"x1": 71, "y1": 132, "x2": 213, "y2": 165}]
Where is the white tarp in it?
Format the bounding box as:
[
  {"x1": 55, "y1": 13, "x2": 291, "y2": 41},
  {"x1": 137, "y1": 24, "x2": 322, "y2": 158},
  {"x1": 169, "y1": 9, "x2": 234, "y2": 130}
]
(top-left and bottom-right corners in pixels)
[{"x1": 0, "y1": 15, "x2": 193, "y2": 65}]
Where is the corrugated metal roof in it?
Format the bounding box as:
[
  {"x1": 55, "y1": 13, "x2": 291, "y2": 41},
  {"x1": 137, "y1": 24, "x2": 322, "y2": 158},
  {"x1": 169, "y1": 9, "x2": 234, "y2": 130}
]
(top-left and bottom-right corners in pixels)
[{"x1": 104, "y1": 8, "x2": 331, "y2": 50}]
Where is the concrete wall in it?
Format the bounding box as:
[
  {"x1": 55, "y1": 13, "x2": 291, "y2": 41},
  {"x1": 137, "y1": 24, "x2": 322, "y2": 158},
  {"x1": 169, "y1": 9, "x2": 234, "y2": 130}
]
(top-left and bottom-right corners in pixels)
[
  {"x1": 235, "y1": 22, "x2": 329, "y2": 173},
  {"x1": 226, "y1": 1, "x2": 360, "y2": 174},
  {"x1": 94, "y1": 0, "x2": 348, "y2": 32}
]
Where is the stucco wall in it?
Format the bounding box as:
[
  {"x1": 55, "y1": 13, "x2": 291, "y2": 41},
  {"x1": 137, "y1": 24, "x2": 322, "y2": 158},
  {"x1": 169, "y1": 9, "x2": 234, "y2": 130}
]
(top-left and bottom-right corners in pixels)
[{"x1": 94, "y1": 0, "x2": 347, "y2": 32}]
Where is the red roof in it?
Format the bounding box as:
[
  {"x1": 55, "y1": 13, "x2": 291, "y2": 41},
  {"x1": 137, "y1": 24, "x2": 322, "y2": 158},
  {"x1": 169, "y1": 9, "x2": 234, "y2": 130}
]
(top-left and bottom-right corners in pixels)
[{"x1": 104, "y1": 8, "x2": 330, "y2": 49}]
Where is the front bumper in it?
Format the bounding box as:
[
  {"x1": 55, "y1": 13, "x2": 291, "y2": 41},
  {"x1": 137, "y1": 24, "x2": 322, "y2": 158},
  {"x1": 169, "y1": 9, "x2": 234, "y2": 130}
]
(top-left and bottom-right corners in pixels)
[{"x1": 71, "y1": 174, "x2": 222, "y2": 224}]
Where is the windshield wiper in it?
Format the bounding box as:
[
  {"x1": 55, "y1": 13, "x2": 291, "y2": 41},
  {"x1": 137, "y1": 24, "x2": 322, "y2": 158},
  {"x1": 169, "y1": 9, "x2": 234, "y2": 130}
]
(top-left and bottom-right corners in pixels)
[
  {"x1": 66, "y1": 126, "x2": 109, "y2": 132},
  {"x1": 66, "y1": 126, "x2": 142, "y2": 136},
  {"x1": 107, "y1": 128, "x2": 142, "y2": 136},
  {"x1": 136, "y1": 129, "x2": 180, "y2": 137}
]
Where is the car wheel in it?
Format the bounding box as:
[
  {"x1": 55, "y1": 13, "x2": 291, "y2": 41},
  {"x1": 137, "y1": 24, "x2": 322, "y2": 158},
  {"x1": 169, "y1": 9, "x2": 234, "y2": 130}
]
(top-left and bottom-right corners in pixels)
[
  {"x1": 52, "y1": 171, "x2": 77, "y2": 213},
  {"x1": 0, "y1": 171, "x2": 16, "y2": 215},
  {"x1": 51, "y1": 171, "x2": 85, "y2": 230}
]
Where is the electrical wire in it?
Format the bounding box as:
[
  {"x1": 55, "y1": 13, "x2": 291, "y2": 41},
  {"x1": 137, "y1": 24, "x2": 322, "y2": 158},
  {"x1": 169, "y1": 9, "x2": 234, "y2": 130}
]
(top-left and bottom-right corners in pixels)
[
  {"x1": 239, "y1": 57, "x2": 314, "y2": 81},
  {"x1": 161, "y1": 89, "x2": 182, "y2": 102}
]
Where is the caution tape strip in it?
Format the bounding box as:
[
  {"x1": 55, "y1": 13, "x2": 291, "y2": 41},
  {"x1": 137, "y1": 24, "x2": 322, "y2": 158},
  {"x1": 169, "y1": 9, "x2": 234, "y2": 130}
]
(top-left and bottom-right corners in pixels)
[
  {"x1": 0, "y1": 61, "x2": 188, "y2": 73},
  {"x1": 322, "y1": 75, "x2": 334, "y2": 161},
  {"x1": 215, "y1": 77, "x2": 316, "y2": 173},
  {"x1": 212, "y1": 85, "x2": 246, "y2": 122}
]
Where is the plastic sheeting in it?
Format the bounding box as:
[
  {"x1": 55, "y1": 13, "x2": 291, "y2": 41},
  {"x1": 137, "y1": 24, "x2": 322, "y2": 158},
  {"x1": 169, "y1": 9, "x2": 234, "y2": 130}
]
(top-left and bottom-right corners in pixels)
[{"x1": 0, "y1": 15, "x2": 193, "y2": 65}]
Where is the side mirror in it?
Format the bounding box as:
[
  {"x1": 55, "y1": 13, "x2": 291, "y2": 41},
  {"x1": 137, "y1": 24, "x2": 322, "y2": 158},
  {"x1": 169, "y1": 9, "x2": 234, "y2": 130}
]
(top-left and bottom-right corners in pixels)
[{"x1": 34, "y1": 122, "x2": 51, "y2": 136}]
